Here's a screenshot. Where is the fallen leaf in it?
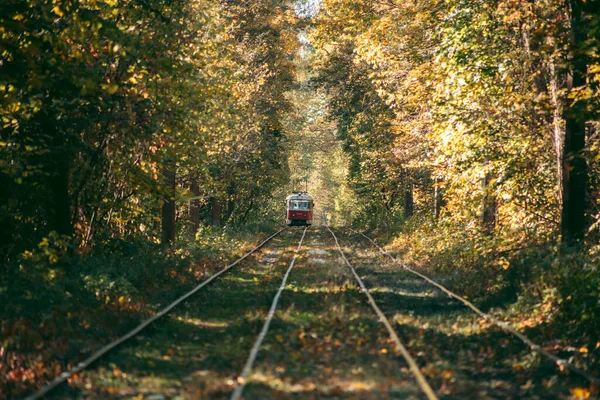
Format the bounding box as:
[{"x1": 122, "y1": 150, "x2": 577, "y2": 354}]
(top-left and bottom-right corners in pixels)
[{"x1": 570, "y1": 387, "x2": 591, "y2": 399}]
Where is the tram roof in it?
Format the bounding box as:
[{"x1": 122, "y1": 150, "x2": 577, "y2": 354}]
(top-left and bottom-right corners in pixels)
[{"x1": 286, "y1": 192, "x2": 313, "y2": 201}]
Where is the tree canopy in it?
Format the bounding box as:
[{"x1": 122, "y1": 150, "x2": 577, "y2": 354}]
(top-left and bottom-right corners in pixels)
[
  {"x1": 1, "y1": 0, "x2": 301, "y2": 257},
  {"x1": 310, "y1": 0, "x2": 600, "y2": 242}
]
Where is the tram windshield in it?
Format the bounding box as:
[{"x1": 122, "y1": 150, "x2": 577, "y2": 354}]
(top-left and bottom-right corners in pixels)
[{"x1": 289, "y1": 200, "x2": 310, "y2": 210}]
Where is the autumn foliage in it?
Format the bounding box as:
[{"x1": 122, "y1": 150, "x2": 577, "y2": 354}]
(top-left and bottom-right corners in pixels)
[
  {"x1": 310, "y1": 0, "x2": 600, "y2": 378},
  {"x1": 1, "y1": 0, "x2": 299, "y2": 396},
  {"x1": 2, "y1": 0, "x2": 600, "y2": 396}
]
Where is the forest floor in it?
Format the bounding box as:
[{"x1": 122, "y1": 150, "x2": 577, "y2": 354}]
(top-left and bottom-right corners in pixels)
[{"x1": 34, "y1": 227, "x2": 595, "y2": 400}]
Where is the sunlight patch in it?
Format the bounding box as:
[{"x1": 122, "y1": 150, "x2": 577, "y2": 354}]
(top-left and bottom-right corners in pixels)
[
  {"x1": 248, "y1": 370, "x2": 377, "y2": 394},
  {"x1": 372, "y1": 287, "x2": 434, "y2": 298},
  {"x1": 175, "y1": 316, "x2": 228, "y2": 328}
]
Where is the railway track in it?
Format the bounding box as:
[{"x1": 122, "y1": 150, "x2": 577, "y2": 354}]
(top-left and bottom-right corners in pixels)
[
  {"x1": 354, "y1": 229, "x2": 600, "y2": 386},
  {"x1": 230, "y1": 227, "x2": 308, "y2": 400},
  {"x1": 24, "y1": 228, "x2": 292, "y2": 400},
  {"x1": 327, "y1": 227, "x2": 438, "y2": 400},
  {"x1": 23, "y1": 226, "x2": 596, "y2": 399}
]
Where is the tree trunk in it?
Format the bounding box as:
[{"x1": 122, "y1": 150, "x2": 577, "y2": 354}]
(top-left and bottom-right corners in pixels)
[
  {"x1": 403, "y1": 182, "x2": 414, "y2": 218},
  {"x1": 161, "y1": 158, "x2": 176, "y2": 246},
  {"x1": 189, "y1": 177, "x2": 200, "y2": 235},
  {"x1": 239, "y1": 199, "x2": 254, "y2": 224},
  {"x1": 211, "y1": 197, "x2": 221, "y2": 227},
  {"x1": 434, "y1": 177, "x2": 444, "y2": 220},
  {"x1": 83, "y1": 210, "x2": 96, "y2": 246},
  {"x1": 226, "y1": 184, "x2": 235, "y2": 223},
  {"x1": 561, "y1": 0, "x2": 588, "y2": 243},
  {"x1": 550, "y1": 59, "x2": 565, "y2": 222},
  {"x1": 481, "y1": 173, "x2": 497, "y2": 230}
]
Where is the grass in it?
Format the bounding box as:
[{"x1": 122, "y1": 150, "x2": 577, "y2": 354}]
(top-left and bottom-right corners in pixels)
[
  {"x1": 344, "y1": 227, "x2": 599, "y2": 399},
  {"x1": 0, "y1": 225, "x2": 282, "y2": 399},
  {"x1": 57, "y1": 229, "x2": 305, "y2": 398},
  {"x1": 5, "y1": 225, "x2": 598, "y2": 399},
  {"x1": 46, "y1": 228, "x2": 423, "y2": 399}
]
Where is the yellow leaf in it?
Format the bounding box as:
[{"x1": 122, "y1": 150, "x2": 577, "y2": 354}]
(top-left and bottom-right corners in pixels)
[
  {"x1": 101, "y1": 83, "x2": 119, "y2": 95},
  {"x1": 498, "y1": 257, "x2": 510, "y2": 270},
  {"x1": 579, "y1": 347, "x2": 589, "y2": 353},
  {"x1": 570, "y1": 387, "x2": 591, "y2": 398},
  {"x1": 52, "y1": 6, "x2": 64, "y2": 17}
]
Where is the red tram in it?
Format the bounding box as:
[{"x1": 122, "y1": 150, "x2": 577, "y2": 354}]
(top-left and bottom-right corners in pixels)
[{"x1": 286, "y1": 192, "x2": 313, "y2": 226}]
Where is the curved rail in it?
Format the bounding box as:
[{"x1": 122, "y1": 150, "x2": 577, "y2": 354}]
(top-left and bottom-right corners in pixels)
[
  {"x1": 230, "y1": 227, "x2": 308, "y2": 400},
  {"x1": 357, "y1": 230, "x2": 600, "y2": 384},
  {"x1": 24, "y1": 228, "x2": 287, "y2": 400},
  {"x1": 327, "y1": 227, "x2": 439, "y2": 400}
]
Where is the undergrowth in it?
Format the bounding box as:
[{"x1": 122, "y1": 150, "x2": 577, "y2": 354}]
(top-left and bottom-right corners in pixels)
[
  {"x1": 0, "y1": 224, "x2": 278, "y2": 398},
  {"x1": 371, "y1": 217, "x2": 600, "y2": 379}
]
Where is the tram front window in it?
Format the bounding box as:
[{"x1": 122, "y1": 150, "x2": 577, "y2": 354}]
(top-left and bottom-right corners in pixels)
[{"x1": 290, "y1": 200, "x2": 310, "y2": 210}]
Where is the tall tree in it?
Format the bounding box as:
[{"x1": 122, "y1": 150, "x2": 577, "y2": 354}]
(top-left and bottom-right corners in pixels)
[{"x1": 561, "y1": 0, "x2": 590, "y2": 243}]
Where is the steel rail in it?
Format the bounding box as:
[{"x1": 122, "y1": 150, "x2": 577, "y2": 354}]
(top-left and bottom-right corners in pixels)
[
  {"x1": 24, "y1": 228, "x2": 287, "y2": 400},
  {"x1": 230, "y1": 227, "x2": 308, "y2": 400},
  {"x1": 327, "y1": 227, "x2": 439, "y2": 400},
  {"x1": 357, "y1": 230, "x2": 600, "y2": 384}
]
